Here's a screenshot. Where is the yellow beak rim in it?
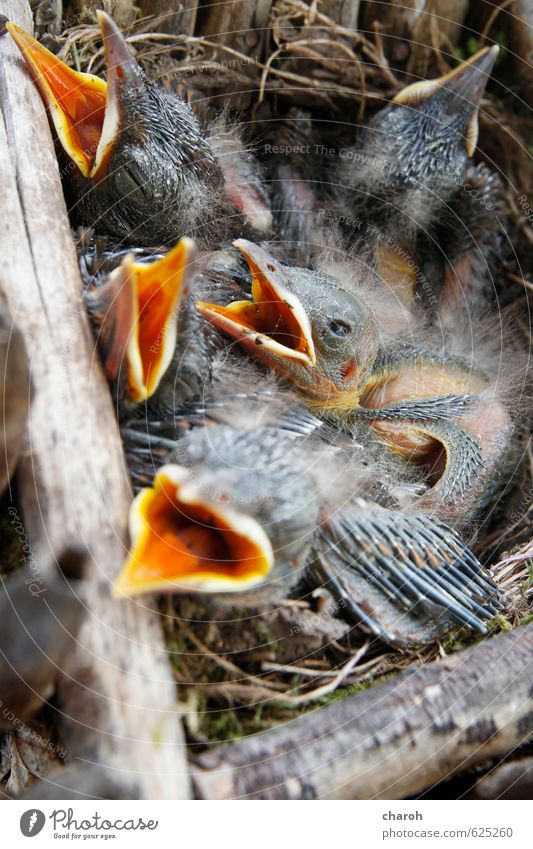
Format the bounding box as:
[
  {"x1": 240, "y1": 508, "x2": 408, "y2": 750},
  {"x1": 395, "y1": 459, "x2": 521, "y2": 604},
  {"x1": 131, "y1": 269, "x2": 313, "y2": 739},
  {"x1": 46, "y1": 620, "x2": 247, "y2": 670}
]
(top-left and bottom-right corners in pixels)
[{"x1": 113, "y1": 464, "x2": 274, "y2": 598}]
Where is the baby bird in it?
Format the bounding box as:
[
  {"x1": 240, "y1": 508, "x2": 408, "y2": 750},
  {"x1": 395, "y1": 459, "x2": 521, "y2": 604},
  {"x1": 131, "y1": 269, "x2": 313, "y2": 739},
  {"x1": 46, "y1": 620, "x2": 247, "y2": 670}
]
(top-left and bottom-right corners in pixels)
[
  {"x1": 198, "y1": 240, "x2": 514, "y2": 524},
  {"x1": 7, "y1": 14, "x2": 271, "y2": 246},
  {"x1": 83, "y1": 235, "x2": 207, "y2": 413},
  {"x1": 117, "y1": 396, "x2": 505, "y2": 646},
  {"x1": 81, "y1": 232, "x2": 257, "y2": 416},
  {"x1": 330, "y1": 47, "x2": 502, "y2": 307},
  {"x1": 116, "y1": 420, "x2": 320, "y2": 604},
  {"x1": 261, "y1": 108, "x2": 326, "y2": 266}
]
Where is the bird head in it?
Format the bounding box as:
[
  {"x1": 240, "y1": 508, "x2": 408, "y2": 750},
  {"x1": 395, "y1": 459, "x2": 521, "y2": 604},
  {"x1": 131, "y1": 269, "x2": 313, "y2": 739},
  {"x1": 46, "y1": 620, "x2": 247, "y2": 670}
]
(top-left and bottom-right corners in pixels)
[
  {"x1": 350, "y1": 46, "x2": 499, "y2": 206},
  {"x1": 117, "y1": 405, "x2": 506, "y2": 640},
  {"x1": 86, "y1": 236, "x2": 197, "y2": 404},
  {"x1": 113, "y1": 425, "x2": 320, "y2": 599},
  {"x1": 197, "y1": 240, "x2": 380, "y2": 411},
  {"x1": 7, "y1": 13, "x2": 220, "y2": 243}
]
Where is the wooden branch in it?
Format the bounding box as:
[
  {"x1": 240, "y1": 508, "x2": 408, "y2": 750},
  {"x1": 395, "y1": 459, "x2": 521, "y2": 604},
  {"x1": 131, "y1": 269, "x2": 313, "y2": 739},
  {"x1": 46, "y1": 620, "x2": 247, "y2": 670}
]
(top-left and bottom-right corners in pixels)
[
  {"x1": 508, "y1": 0, "x2": 533, "y2": 108},
  {"x1": 140, "y1": 1, "x2": 199, "y2": 36},
  {"x1": 197, "y1": 0, "x2": 272, "y2": 59},
  {"x1": 193, "y1": 623, "x2": 533, "y2": 799},
  {"x1": 0, "y1": 551, "x2": 86, "y2": 730},
  {"x1": 0, "y1": 306, "x2": 31, "y2": 495},
  {"x1": 0, "y1": 0, "x2": 190, "y2": 799},
  {"x1": 471, "y1": 756, "x2": 533, "y2": 799},
  {"x1": 317, "y1": 1, "x2": 360, "y2": 31}
]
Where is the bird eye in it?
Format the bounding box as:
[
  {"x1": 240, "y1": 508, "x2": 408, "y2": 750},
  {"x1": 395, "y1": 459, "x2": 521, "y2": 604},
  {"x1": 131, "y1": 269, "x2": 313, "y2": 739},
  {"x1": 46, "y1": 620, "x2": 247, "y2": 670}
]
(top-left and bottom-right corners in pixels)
[
  {"x1": 328, "y1": 320, "x2": 351, "y2": 337},
  {"x1": 114, "y1": 164, "x2": 148, "y2": 203}
]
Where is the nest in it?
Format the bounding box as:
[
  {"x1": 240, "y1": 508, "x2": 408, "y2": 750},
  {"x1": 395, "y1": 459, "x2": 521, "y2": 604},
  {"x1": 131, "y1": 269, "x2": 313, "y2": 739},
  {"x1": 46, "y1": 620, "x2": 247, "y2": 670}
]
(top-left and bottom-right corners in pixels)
[
  {"x1": 27, "y1": 0, "x2": 533, "y2": 730},
  {"x1": 2, "y1": 0, "x2": 531, "y2": 792}
]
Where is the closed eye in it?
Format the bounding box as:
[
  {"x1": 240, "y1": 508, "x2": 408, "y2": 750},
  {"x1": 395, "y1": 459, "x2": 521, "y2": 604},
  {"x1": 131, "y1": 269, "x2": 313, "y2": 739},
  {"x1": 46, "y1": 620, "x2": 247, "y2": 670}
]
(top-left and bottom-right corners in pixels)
[{"x1": 115, "y1": 163, "x2": 149, "y2": 201}]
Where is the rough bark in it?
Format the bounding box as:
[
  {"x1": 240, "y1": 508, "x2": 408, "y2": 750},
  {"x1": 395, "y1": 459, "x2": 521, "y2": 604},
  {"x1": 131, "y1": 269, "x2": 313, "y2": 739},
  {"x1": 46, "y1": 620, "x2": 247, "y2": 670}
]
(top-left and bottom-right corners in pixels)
[
  {"x1": 193, "y1": 623, "x2": 533, "y2": 799},
  {"x1": 0, "y1": 307, "x2": 31, "y2": 496},
  {"x1": 197, "y1": 0, "x2": 272, "y2": 59},
  {"x1": 361, "y1": 0, "x2": 469, "y2": 71},
  {"x1": 140, "y1": 1, "x2": 199, "y2": 36},
  {"x1": 508, "y1": 0, "x2": 533, "y2": 107},
  {"x1": 0, "y1": 0, "x2": 190, "y2": 799},
  {"x1": 319, "y1": 0, "x2": 360, "y2": 30},
  {"x1": 0, "y1": 552, "x2": 85, "y2": 729},
  {"x1": 471, "y1": 756, "x2": 533, "y2": 800}
]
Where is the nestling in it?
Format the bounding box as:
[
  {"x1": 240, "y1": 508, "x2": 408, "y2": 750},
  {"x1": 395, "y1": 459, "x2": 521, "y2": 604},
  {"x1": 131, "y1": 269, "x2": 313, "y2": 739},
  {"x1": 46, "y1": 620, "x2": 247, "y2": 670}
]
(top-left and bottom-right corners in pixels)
[
  {"x1": 199, "y1": 240, "x2": 516, "y2": 523},
  {"x1": 7, "y1": 14, "x2": 272, "y2": 246}
]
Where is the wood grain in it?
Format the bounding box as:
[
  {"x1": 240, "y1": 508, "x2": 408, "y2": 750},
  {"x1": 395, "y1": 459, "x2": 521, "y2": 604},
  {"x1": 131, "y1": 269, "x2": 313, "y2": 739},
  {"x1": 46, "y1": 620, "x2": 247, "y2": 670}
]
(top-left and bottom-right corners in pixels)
[
  {"x1": 0, "y1": 307, "x2": 31, "y2": 496},
  {"x1": 0, "y1": 0, "x2": 190, "y2": 799},
  {"x1": 198, "y1": 0, "x2": 272, "y2": 59},
  {"x1": 140, "y1": 0, "x2": 199, "y2": 36},
  {"x1": 193, "y1": 623, "x2": 533, "y2": 799}
]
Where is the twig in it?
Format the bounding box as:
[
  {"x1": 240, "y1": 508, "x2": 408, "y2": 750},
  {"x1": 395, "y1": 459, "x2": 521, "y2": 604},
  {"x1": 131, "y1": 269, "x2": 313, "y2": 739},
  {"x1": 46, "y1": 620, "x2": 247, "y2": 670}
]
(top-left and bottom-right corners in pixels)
[
  {"x1": 193, "y1": 624, "x2": 533, "y2": 799},
  {"x1": 480, "y1": 0, "x2": 515, "y2": 43}
]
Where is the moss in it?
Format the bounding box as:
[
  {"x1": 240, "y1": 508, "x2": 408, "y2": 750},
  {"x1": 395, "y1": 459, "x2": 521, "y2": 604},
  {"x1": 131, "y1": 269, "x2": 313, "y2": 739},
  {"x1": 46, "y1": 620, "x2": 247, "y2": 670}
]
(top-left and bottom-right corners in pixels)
[
  {"x1": 466, "y1": 37, "x2": 480, "y2": 57},
  {"x1": 188, "y1": 662, "x2": 399, "y2": 747},
  {"x1": 166, "y1": 639, "x2": 190, "y2": 674},
  {"x1": 488, "y1": 615, "x2": 514, "y2": 635},
  {"x1": 439, "y1": 626, "x2": 476, "y2": 654},
  {"x1": 207, "y1": 711, "x2": 246, "y2": 743}
]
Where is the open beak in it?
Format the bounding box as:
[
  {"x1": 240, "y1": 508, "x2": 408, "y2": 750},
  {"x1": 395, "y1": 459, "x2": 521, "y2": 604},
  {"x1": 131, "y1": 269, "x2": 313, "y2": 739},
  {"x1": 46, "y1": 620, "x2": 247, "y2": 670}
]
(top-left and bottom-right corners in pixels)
[
  {"x1": 7, "y1": 12, "x2": 138, "y2": 178},
  {"x1": 89, "y1": 237, "x2": 197, "y2": 403},
  {"x1": 113, "y1": 465, "x2": 274, "y2": 597},
  {"x1": 393, "y1": 45, "x2": 499, "y2": 156},
  {"x1": 197, "y1": 239, "x2": 316, "y2": 368},
  {"x1": 7, "y1": 21, "x2": 107, "y2": 176}
]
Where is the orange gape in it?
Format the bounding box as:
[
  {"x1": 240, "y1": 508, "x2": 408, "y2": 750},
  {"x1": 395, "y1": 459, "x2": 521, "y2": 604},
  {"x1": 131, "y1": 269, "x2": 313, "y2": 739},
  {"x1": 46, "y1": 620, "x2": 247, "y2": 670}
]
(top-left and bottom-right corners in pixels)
[
  {"x1": 129, "y1": 476, "x2": 269, "y2": 585},
  {"x1": 7, "y1": 23, "x2": 107, "y2": 175},
  {"x1": 202, "y1": 298, "x2": 302, "y2": 352},
  {"x1": 42, "y1": 67, "x2": 106, "y2": 166},
  {"x1": 200, "y1": 277, "x2": 310, "y2": 356},
  {"x1": 136, "y1": 272, "x2": 178, "y2": 389},
  {"x1": 248, "y1": 274, "x2": 311, "y2": 355},
  {"x1": 136, "y1": 495, "x2": 231, "y2": 583}
]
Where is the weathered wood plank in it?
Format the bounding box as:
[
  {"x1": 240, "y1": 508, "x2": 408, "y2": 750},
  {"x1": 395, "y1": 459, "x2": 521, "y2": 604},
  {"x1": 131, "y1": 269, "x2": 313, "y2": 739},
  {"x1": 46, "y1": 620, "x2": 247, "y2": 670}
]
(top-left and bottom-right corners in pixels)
[
  {"x1": 193, "y1": 623, "x2": 533, "y2": 799},
  {"x1": 319, "y1": 0, "x2": 360, "y2": 31},
  {"x1": 361, "y1": 0, "x2": 469, "y2": 72},
  {"x1": 198, "y1": 0, "x2": 272, "y2": 59},
  {"x1": 0, "y1": 305, "x2": 30, "y2": 495},
  {"x1": 508, "y1": 0, "x2": 533, "y2": 107},
  {"x1": 140, "y1": 0, "x2": 199, "y2": 36},
  {"x1": 0, "y1": 0, "x2": 190, "y2": 799}
]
